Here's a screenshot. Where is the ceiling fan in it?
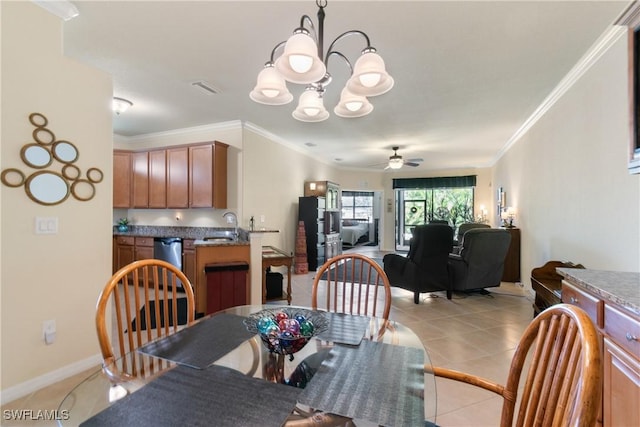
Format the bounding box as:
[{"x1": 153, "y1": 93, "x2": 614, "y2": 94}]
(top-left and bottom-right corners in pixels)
[{"x1": 384, "y1": 146, "x2": 423, "y2": 169}]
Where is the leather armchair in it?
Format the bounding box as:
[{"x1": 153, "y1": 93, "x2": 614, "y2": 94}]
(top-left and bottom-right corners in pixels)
[
  {"x1": 448, "y1": 228, "x2": 511, "y2": 298},
  {"x1": 383, "y1": 224, "x2": 454, "y2": 304},
  {"x1": 454, "y1": 222, "x2": 490, "y2": 246}
]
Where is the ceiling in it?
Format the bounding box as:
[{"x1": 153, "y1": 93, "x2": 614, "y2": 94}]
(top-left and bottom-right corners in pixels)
[{"x1": 61, "y1": 0, "x2": 631, "y2": 172}]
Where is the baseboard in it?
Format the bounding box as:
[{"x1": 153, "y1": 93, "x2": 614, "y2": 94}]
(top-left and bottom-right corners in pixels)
[{"x1": 1, "y1": 353, "x2": 102, "y2": 405}]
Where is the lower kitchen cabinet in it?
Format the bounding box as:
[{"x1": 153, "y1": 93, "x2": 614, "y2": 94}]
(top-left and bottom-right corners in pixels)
[
  {"x1": 182, "y1": 239, "x2": 196, "y2": 287},
  {"x1": 112, "y1": 236, "x2": 154, "y2": 273},
  {"x1": 562, "y1": 275, "x2": 640, "y2": 427}
]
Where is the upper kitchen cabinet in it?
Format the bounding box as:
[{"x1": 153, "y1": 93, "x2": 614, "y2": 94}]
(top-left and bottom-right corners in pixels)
[
  {"x1": 132, "y1": 151, "x2": 149, "y2": 208},
  {"x1": 148, "y1": 149, "x2": 167, "y2": 208},
  {"x1": 112, "y1": 141, "x2": 228, "y2": 209},
  {"x1": 133, "y1": 149, "x2": 168, "y2": 208},
  {"x1": 189, "y1": 142, "x2": 228, "y2": 209},
  {"x1": 113, "y1": 150, "x2": 132, "y2": 208},
  {"x1": 166, "y1": 147, "x2": 189, "y2": 208}
]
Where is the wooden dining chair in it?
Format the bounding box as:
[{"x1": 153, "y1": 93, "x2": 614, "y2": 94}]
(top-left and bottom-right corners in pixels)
[
  {"x1": 427, "y1": 304, "x2": 602, "y2": 427},
  {"x1": 95, "y1": 259, "x2": 196, "y2": 369},
  {"x1": 312, "y1": 253, "x2": 392, "y2": 320}
]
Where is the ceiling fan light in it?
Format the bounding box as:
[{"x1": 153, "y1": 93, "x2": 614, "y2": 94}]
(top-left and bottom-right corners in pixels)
[
  {"x1": 293, "y1": 90, "x2": 329, "y2": 122},
  {"x1": 347, "y1": 51, "x2": 394, "y2": 97},
  {"x1": 249, "y1": 66, "x2": 293, "y2": 105},
  {"x1": 275, "y1": 32, "x2": 326, "y2": 84},
  {"x1": 388, "y1": 157, "x2": 403, "y2": 169}
]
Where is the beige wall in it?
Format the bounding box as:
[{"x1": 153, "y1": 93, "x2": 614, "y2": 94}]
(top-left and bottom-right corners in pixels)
[
  {"x1": 241, "y1": 128, "x2": 340, "y2": 254},
  {"x1": 493, "y1": 29, "x2": 640, "y2": 288},
  {"x1": 1, "y1": 2, "x2": 113, "y2": 398}
]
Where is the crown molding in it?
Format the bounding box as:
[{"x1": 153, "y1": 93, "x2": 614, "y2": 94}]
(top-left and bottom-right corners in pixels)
[
  {"x1": 117, "y1": 120, "x2": 242, "y2": 143},
  {"x1": 615, "y1": 0, "x2": 640, "y2": 27},
  {"x1": 493, "y1": 25, "x2": 627, "y2": 165},
  {"x1": 32, "y1": 0, "x2": 79, "y2": 21}
]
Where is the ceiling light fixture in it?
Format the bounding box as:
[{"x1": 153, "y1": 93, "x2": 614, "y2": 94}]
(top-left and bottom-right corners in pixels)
[
  {"x1": 388, "y1": 155, "x2": 404, "y2": 170},
  {"x1": 250, "y1": 0, "x2": 393, "y2": 122},
  {"x1": 112, "y1": 97, "x2": 133, "y2": 115}
]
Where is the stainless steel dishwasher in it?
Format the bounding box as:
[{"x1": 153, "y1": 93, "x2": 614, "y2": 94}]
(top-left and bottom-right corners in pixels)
[{"x1": 153, "y1": 237, "x2": 183, "y2": 289}]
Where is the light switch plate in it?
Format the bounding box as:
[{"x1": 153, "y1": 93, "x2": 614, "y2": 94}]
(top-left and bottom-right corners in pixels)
[{"x1": 35, "y1": 217, "x2": 58, "y2": 234}]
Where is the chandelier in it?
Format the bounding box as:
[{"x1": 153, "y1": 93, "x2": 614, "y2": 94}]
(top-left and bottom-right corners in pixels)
[{"x1": 250, "y1": 0, "x2": 394, "y2": 122}]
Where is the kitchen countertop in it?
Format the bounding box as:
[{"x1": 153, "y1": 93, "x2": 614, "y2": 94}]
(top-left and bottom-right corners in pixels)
[
  {"x1": 113, "y1": 225, "x2": 249, "y2": 246},
  {"x1": 557, "y1": 268, "x2": 640, "y2": 316}
]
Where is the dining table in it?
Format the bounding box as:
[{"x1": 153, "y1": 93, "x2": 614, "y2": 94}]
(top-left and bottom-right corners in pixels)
[{"x1": 58, "y1": 304, "x2": 436, "y2": 426}]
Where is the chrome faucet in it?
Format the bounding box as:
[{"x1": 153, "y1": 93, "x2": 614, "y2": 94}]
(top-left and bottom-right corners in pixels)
[{"x1": 223, "y1": 211, "x2": 238, "y2": 239}]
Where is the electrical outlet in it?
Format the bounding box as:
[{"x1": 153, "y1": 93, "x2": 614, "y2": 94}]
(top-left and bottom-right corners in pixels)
[
  {"x1": 260, "y1": 215, "x2": 265, "y2": 223},
  {"x1": 43, "y1": 319, "x2": 56, "y2": 345}
]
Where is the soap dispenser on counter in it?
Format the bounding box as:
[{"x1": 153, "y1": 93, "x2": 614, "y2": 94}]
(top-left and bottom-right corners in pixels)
[{"x1": 249, "y1": 215, "x2": 255, "y2": 231}]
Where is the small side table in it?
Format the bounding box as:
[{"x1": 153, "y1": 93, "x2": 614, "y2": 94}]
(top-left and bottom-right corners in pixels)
[{"x1": 261, "y1": 246, "x2": 292, "y2": 304}]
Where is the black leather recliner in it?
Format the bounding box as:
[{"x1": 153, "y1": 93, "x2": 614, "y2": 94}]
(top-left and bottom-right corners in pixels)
[
  {"x1": 383, "y1": 224, "x2": 454, "y2": 304},
  {"x1": 448, "y1": 228, "x2": 512, "y2": 297}
]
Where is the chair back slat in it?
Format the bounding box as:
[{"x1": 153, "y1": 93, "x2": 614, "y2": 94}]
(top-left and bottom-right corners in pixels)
[
  {"x1": 96, "y1": 259, "x2": 195, "y2": 375},
  {"x1": 503, "y1": 304, "x2": 601, "y2": 427},
  {"x1": 312, "y1": 254, "x2": 392, "y2": 320}
]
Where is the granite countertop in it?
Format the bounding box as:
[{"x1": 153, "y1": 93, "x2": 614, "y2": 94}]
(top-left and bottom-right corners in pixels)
[
  {"x1": 113, "y1": 225, "x2": 250, "y2": 246},
  {"x1": 557, "y1": 268, "x2": 640, "y2": 316}
]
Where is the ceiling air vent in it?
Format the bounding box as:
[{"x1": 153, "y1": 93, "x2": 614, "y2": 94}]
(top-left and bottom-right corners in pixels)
[{"x1": 191, "y1": 81, "x2": 220, "y2": 95}]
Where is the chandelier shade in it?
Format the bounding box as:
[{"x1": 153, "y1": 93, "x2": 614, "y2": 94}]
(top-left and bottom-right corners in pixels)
[
  {"x1": 250, "y1": 66, "x2": 294, "y2": 105},
  {"x1": 250, "y1": 0, "x2": 392, "y2": 122},
  {"x1": 275, "y1": 32, "x2": 327, "y2": 84},
  {"x1": 346, "y1": 52, "x2": 394, "y2": 97},
  {"x1": 292, "y1": 90, "x2": 329, "y2": 122},
  {"x1": 334, "y1": 88, "x2": 373, "y2": 118}
]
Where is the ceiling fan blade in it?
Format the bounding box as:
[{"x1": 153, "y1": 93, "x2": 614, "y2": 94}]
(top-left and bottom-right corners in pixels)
[
  {"x1": 404, "y1": 162, "x2": 421, "y2": 167},
  {"x1": 406, "y1": 158, "x2": 423, "y2": 163}
]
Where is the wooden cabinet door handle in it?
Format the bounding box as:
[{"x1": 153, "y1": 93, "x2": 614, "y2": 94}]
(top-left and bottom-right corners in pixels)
[
  {"x1": 569, "y1": 296, "x2": 579, "y2": 304},
  {"x1": 626, "y1": 332, "x2": 638, "y2": 342}
]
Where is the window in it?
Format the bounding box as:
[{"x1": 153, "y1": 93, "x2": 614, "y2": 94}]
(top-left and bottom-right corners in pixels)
[
  {"x1": 341, "y1": 191, "x2": 374, "y2": 220},
  {"x1": 393, "y1": 176, "x2": 476, "y2": 249}
]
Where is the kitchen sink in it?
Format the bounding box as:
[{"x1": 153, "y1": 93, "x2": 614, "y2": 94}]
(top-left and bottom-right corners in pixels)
[
  {"x1": 203, "y1": 236, "x2": 236, "y2": 242},
  {"x1": 203, "y1": 230, "x2": 238, "y2": 242}
]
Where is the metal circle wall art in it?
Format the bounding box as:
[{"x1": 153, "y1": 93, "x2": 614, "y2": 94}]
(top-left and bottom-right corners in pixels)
[{"x1": 1, "y1": 113, "x2": 104, "y2": 206}]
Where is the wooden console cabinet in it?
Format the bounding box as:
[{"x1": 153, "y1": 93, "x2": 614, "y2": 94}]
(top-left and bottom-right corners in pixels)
[
  {"x1": 531, "y1": 260, "x2": 584, "y2": 317},
  {"x1": 501, "y1": 227, "x2": 521, "y2": 282},
  {"x1": 560, "y1": 270, "x2": 640, "y2": 427}
]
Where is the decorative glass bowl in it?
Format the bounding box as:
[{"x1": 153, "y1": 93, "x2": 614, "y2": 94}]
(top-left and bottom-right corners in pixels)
[{"x1": 244, "y1": 307, "x2": 328, "y2": 357}]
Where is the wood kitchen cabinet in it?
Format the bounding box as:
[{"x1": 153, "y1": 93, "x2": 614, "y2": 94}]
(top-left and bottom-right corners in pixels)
[
  {"x1": 148, "y1": 149, "x2": 167, "y2": 208},
  {"x1": 113, "y1": 151, "x2": 132, "y2": 208},
  {"x1": 562, "y1": 274, "x2": 640, "y2": 426},
  {"x1": 112, "y1": 236, "x2": 154, "y2": 273},
  {"x1": 112, "y1": 141, "x2": 227, "y2": 209},
  {"x1": 132, "y1": 151, "x2": 149, "y2": 208},
  {"x1": 182, "y1": 239, "x2": 196, "y2": 287},
  {"x1": 189, "y1": 142, "x2": 228, "y2": 208},
  {"x1": 166, "y1": 147, "x2": 189, "y2": 208}
]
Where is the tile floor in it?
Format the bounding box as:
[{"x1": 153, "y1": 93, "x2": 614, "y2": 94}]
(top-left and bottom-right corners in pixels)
[{"x1": 1, "y1": 246, "x2": 534, "y2": 426}]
